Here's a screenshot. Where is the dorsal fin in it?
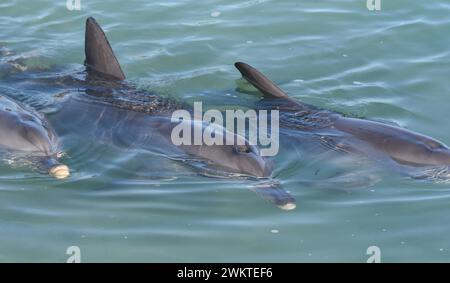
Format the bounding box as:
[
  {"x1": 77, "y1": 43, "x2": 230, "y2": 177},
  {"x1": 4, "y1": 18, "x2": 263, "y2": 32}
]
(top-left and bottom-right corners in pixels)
[
  {"x1": 234, "y1": 62, "x2": 289, "y2": 99},
  {"x1": 85, "y1": 17, "x2": 126, "y2": 80}
]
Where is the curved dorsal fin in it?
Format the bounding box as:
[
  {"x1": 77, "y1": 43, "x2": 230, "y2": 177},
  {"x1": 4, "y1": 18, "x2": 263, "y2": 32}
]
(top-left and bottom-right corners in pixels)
[
  {"x1": 234, "y1": 62, "x2": 289, "y2": 99},
  {"x1": 85, "y1": 17, "x2": 126, "y2": 80}
]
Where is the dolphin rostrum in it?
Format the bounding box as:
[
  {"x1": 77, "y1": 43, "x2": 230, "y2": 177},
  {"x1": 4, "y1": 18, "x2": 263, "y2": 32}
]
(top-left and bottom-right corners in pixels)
[{"x1": 234, "y1": 62, "x2": 450, "y2": 179}]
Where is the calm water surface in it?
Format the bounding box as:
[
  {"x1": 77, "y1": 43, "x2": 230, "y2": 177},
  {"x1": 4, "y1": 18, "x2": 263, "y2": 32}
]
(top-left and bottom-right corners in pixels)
[{"x1": 1, "y1": 0, "x2": 450, "y2": 262}]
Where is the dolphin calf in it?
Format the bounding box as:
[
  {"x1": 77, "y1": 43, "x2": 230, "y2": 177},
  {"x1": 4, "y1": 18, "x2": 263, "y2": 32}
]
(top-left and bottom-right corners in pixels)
[
  {"x1": 234, "y1": 62, "x2": 450, "y2": 179},
  {"x1": 0, "y1": 94, "x2": 69, "y2": 178}
]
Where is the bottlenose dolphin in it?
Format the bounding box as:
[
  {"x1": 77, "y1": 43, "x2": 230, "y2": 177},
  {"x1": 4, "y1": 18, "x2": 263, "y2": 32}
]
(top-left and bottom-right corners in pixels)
[
  {"x1": 0, "y1": 95, "x2": 69, "y2": 178},
  {"x1": 0, "y1": 18, "x2": 295, "y2": 209},
  {"x1": 234, "y1": 62, "x2": 450, "y2": 179}
]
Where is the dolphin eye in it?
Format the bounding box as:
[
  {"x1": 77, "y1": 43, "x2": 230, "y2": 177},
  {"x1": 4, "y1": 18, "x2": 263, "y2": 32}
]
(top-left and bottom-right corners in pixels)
[
  {"x1": 234, "y1": 145, "x2": 252, "y2": 154},
  {"x1": 426, "y1": 140, "x2": 442, "y2": 150}
]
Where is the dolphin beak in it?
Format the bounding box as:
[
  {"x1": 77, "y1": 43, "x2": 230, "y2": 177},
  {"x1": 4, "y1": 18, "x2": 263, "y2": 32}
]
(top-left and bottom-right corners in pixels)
[
  {"x1": 49, "y1": 164, "x2": 70, "y2": 179},
  {"x1": 279, "y1": 202, "x2": 297, "y2": 211},
  {"x1": 38, "y1": 156, "x2": 70, "y2": 179},
  {"x1": 252, "y1": 181, "x2": 296, "y2": 210}
]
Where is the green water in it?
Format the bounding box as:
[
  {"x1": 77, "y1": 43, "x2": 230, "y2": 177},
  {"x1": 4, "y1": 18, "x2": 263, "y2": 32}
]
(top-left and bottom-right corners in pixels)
[{"x1": 1, "y1": 0, "x2": 450, "y2": 262}]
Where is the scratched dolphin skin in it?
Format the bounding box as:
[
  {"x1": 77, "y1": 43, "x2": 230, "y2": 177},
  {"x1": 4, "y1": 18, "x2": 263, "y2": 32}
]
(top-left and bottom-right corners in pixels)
[
  {"x1": 0, "y1": 95, "x2": 69, "y2": 179},
  {"x1": 2, "y1": 17, "x2": 292, "y2": 209},
  {"x1": 234, "y1": 62, "x2": 450, "y2": 178}
]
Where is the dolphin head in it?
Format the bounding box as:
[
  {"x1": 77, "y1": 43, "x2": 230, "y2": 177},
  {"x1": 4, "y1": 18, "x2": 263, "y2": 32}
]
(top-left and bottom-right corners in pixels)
[
  {"x1": 193, "y1": 143, "x2": 273, "y2": 178},
  {"x1": 333, "y1": 117, "x2": 450, "y2": 167},
  {"x1": 168, "y1": 119, "x2": 273, "y2": 178},
  {"x1": 0, "y1": 110, "x2": 57, "y2": 155},
  {"x1": 0, "y1": 96, "x2": 69, "y2": 178},
  {"x1": 384, "y1": 133, "x2": 450, "y2": 167}
]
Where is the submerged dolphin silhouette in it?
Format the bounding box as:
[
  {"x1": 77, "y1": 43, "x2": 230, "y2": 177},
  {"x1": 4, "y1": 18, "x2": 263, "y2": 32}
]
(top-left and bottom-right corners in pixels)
[
  {"x1": 234, "y1": 62, "x2": 450, "y2": 177},
  {"x1": 29, "y1": 17, "x2": 292, "y2": 209},
  {"x1": 0, "y1": 95, "x2": 69, "y2": 178}
]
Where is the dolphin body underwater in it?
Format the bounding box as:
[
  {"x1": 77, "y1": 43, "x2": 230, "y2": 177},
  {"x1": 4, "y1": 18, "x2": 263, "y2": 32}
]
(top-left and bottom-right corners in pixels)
[
  {"x1": 234, "y1": 62, "x2": 450, "y2": 181},
  {"x1": 0, "y1": 18, "x2": 296, "y2": 210}
]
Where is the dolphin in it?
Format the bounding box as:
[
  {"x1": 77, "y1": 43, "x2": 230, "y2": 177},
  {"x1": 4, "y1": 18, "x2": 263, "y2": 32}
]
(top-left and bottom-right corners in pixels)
[
  {"x1": 82, "y1": 18, "x2": 267, "y2": 173},
  {"x1": 0, "y1": 18, "x2": 295, "y2": 209},
  {"x1": 81, "y1": 18, "x2": 297, "y2": 209},
  {"x1": 234, "y1": 62, "x2": 450, "y2": 179},
  {"x1": 51, "y1": 94, "x2": 297, "y2": 207},
  {"x1": 0, "y1": 94, "x2": 69, "y2": 178}
]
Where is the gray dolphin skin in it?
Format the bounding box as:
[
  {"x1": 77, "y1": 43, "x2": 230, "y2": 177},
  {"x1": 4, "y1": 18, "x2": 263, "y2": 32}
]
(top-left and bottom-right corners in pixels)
[
  {"x1": 234, "y1": 62, "x2": 450, "y2": 174},
  {"x1": 0, "y1": 95, "x2": 69, "y2": 179},
  {"x1": 37, "y1": 17, "x2": 294, "y2": 210}
]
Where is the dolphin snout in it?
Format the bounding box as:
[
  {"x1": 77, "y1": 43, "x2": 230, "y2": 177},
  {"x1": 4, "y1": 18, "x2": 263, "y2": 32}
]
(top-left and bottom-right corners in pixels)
[
  {"x1": 49, "y1": 164, "x2": 70, "y2": 179},
  {"x1": 39, "y1": 157, "x2": 70, "y2": 179}
]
